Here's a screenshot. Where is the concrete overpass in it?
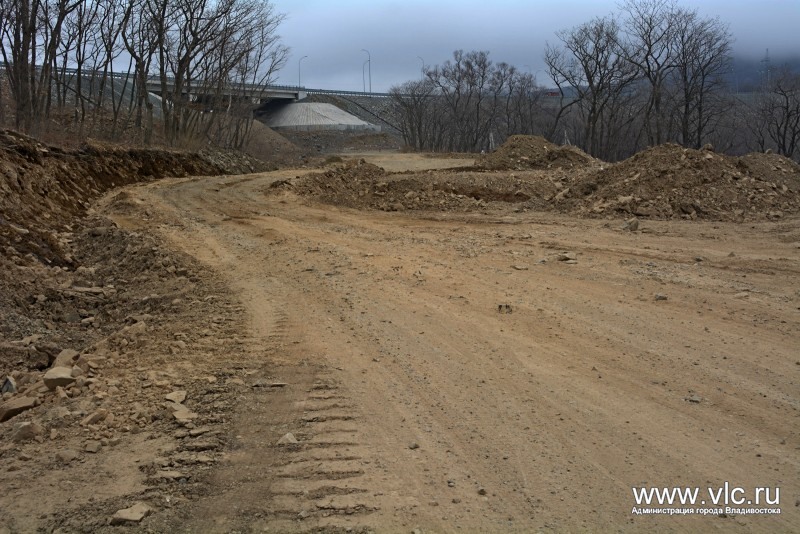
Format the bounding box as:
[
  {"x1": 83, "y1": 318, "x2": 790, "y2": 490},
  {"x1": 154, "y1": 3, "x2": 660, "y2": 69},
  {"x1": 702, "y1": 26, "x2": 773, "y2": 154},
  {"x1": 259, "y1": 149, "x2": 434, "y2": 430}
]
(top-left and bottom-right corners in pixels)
[{"x1": 144, "y1": 77, "x2": 307, "y2": 105}]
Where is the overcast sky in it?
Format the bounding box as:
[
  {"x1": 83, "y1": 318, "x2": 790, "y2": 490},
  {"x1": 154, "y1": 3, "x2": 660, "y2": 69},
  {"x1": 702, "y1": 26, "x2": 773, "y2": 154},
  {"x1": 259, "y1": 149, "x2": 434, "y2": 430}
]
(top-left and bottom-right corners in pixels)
[{"x1": 269, "y1": 0, "x2": 799, "y2": 92}]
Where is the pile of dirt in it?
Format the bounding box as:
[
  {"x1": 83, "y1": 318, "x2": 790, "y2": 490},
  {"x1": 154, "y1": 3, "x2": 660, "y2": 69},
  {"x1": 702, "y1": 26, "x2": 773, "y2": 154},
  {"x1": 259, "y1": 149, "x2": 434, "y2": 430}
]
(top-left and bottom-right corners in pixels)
[
  {"x1": 271, "y1": 159, "x2": 560, "y2": 212},
  {"x1": 558, "y1": 144, "x2": 800, "y2": 220},
  {"x1": 0, "y1": 130, "x2": 268, "y2": 265},
  {"x1": 242, "y1": 120, "x2": 305, "y2": 167},
  {"x1": 478, "y1": 135, "x2": 597, "y2": 171},
  {"x1": 275, "y1": 145, "x2": 800, "y2": 221}
]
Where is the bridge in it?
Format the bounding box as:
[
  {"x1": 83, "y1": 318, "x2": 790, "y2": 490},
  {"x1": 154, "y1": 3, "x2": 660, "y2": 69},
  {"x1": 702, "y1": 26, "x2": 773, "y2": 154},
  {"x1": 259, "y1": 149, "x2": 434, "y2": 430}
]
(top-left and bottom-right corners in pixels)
[
  {"x1": 142, "y1": 79, "x2": 394, "y2": 103},
  {"x1": 144, "y1": 78, "x2": 307, "y2": 104}
]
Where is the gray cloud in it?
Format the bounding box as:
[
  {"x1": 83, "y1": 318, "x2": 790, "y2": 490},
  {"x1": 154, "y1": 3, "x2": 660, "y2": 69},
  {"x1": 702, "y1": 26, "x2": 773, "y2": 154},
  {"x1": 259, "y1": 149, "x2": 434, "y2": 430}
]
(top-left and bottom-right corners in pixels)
[{"x1": 270, "y1": 0, "x2": 799, "y2": 92}]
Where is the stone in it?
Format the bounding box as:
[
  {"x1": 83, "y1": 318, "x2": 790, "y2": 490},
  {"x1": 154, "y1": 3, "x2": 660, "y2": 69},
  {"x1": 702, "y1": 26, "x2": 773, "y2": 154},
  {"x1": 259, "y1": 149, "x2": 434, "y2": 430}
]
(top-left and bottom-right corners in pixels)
[
  {"x1": 183, "y1": 440, "x2": 218, "y2": 452},
  {"x1": 12, "y1": 421, "x2": 44, "y2": 442},
  {"x1": 77, "y1": 355, "x2": 105, "y2": 371},
  {"x1": 623, "y1": 218, "x2": 639, "y2": 231},
  {"x1": 165, "y1": 390, "x2": 187, "y2": 404},
  {"x1": 172, "y1": 406, "x2": 198, "y2": 422},
  {"x1": 654, "y1": 294, "x2": 668, "y2": 301},
  {"x1": 0, "y1": 396, "x2": 37, "y2": 422},
  {"x1": 43, "y1": 367, "x2": 76, "y2": 390},
  {"x1": 80, "y1": 409, "x2": 108, "y2": 426},
  {"x1": 110, "y1": 502, "x2": 152, "y2": 525},
  {"x1": 409, "y1": 442, "x2": 420, "y2": 450},
  {"x1": 1, "y1": 376, "x2": 16, "y2": 394},
  {"x1": 56, "y1": 449, "x2": 80, "y2": 463},
  {"x1": 512, "y1": 265, "x2": 529, "y2": 271},
  {"x1": 150, "y1": 470, "x2": 189, "y2": 481},
  {"x1": 53, "y1": 349, "x2": 79, "y2": 368},
  {"x1": 478, "y1": 487, "x2": 488, "y2": 495},
  {"x1": 70, "y1": 365, "x2": 84, "y2": 378},
  {"x1": 557, "y1": 252, "x2": 577, "y2": 262},
  {"x1": 277, "y1": 432, "x2": 298, "y2": 445},
  {"x1": 85, "y1": 440, "x2": 102, "y2": 453}
]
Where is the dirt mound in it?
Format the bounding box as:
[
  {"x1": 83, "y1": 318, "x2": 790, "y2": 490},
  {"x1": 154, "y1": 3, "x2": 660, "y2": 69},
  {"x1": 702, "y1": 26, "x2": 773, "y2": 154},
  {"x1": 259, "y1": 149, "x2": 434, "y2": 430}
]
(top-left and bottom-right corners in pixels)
[
  {"x1": 272, "y1": 143, "x2": 800, "y2": 222},
  {"x1": 478, "y1": 135, "x2": 597, "y2": 170},
  {"x1": 563, "y1": 144, "x2": 800, "y2": 220},
  {"x1": 0, "y1": 130, "x2": 268, "y2": 265},
  {"x1": 272, "y1": 159, "x2": 560, "y2": 212},
  {"x1": 242, "y1": 120, "x2": 305, "y2": 166}
]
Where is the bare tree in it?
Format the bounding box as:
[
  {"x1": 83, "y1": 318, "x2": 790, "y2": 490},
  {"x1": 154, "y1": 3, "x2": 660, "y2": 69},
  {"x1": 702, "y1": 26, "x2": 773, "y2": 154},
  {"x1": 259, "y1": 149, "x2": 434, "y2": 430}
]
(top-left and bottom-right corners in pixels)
[
  {"x1": 544, "y1": 16, "x2": 638, "y2": 159},
  {"x1": 750, "y1": 69, "x2": 800, "y2": 159},
  {"x1": 669, "y1": 9, "x2": 733, "y2": 148},
  {"x1": 390, "y1": 78, "x2": 440, "y2": 151},
  {"x1": 197, "y1": 0, "x2": 288, "y2": 149},
  {"x1": 618, "y1": 0, "x2": 679, "y2": 146},
  {"x1": 424, "y1": 50, "x2": 513, "y2": 152}
]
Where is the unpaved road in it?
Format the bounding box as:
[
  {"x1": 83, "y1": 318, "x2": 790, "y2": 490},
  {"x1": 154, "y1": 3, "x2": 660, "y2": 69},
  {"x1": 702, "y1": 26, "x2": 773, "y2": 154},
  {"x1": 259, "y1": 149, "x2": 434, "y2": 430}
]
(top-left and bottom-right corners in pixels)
[{"x1": 105, "y1": 153, "x2": 799, "y2": 532}]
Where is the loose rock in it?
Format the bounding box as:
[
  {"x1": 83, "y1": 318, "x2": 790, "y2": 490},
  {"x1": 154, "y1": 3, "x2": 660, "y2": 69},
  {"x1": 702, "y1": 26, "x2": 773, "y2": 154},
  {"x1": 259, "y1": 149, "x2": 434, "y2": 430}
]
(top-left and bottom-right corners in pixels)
[
  {"x1": 12, "y1": 421, "x2": 44, "y2": 442},
  {"x1": 623, "y1": 218, "x2": 639, "y2": 231},
  {"x1": 277, "y1": 432, "x2": 298, "y2": 445},
  {"x1": 110, "y1": 502, "x2": 152, "y2": 525},
  {"x1": 0, "y1": 396, "x2": 37, "y2": 422},
  {"x1": 55, "y1": 449, "x2": 80, "y2": 463},
  {"x1": 165, "y1": 390, "x2": 187, "y2": 404},
  {"x1": 43, "y1": 367, "x2": 76, "y2": 390},
  {"x1": 85, "y1": 440, "x2": 102, "y2": 453}
]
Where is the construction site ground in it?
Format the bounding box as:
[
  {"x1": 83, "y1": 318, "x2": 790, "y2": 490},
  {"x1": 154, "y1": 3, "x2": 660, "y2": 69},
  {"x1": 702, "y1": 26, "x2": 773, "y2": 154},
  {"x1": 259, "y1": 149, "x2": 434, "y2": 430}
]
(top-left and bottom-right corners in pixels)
[{"x1": 1, "y1": 148, "x2": 799, "y2": 533}]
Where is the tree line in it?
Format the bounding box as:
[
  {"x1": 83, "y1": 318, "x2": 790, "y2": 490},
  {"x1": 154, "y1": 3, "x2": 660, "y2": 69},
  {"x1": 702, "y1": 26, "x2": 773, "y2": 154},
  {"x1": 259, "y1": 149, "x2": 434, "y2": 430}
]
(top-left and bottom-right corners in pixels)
[
  {"x1": 390, "y1": 0, "x2": 799, "y2": 161},
  {"x1": 0, "y1": 0, "x2": 287, "y2": 148}
]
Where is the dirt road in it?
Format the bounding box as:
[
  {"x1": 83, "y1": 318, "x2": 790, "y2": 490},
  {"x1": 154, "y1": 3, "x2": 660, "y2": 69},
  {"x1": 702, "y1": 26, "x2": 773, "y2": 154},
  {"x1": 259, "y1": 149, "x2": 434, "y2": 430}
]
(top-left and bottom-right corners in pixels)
[{"x1": 104, "y1": 153, "x2": 799, "y2": 532}]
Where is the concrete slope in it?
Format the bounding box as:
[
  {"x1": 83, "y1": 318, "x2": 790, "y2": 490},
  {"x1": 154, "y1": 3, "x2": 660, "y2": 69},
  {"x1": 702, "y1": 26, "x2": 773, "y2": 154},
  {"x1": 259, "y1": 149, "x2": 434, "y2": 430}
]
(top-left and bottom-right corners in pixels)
[{"x1": 263, "y1": 102, "x2": 379, "y2": 131}]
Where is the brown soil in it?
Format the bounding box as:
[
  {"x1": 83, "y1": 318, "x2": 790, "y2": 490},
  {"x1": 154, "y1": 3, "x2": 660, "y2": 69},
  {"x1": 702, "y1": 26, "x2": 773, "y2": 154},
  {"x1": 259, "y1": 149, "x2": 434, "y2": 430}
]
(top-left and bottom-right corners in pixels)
[
  {"x1": 0, "y1": 129, "x2": 271, "y2": 265},
  {"x1": 477, "y1": 134, "x2": 598, "y2": 170},
  {"x1": 565, "y1": 143, "x2": 800, "y2": 220},
  {"x1": 282, "y1": 138, "x2": 800, "y2": 223},
  {"x1": 1, "y1": 143, "x2": 798, "y2": 532}
]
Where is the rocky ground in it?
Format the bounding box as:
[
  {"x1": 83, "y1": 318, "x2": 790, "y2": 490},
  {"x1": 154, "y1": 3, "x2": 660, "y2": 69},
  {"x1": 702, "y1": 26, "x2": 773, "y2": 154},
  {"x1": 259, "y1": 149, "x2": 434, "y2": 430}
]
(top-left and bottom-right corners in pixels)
[
  {"x1": 0, "y1": 133, "x2": 271, "y2": 532},
  {"x1": 0, "y1": 135, "x2": 798, "y2": 533}
]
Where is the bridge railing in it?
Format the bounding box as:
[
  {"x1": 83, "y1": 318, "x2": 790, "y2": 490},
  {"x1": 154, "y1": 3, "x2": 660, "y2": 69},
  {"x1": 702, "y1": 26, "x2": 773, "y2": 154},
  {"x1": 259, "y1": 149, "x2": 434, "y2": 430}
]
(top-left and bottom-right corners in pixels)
[{"x1": 29, "y1": 65, "x2": 395, "y2": 97}]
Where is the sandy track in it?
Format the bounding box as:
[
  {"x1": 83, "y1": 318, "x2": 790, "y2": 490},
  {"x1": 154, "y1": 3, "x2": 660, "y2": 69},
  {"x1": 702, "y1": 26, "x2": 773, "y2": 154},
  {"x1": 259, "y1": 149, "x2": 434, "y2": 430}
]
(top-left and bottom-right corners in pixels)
[{"x1": 105, "y1": 153, "x2": 799, "y2": 532}]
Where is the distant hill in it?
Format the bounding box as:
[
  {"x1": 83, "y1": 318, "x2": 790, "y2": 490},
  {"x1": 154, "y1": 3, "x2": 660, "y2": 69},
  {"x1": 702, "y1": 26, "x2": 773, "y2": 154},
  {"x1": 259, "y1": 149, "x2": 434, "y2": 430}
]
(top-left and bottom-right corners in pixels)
[{"x1": 726, "y1": 54, "x2": 800, "y2": 92}]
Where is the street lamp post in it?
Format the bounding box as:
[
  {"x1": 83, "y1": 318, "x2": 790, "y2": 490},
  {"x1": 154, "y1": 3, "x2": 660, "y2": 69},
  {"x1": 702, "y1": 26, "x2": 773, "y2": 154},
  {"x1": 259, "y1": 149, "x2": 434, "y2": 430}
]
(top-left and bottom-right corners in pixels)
[
  {"x1": 361, "y1": 49, "x2": 371, "y2": 92},
  {"x1": 362, "y1": 60, "x2": 368, "y2": 92},
  {"x1": 298, "y1": 55, "x2": 308, "y2": 87}
]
